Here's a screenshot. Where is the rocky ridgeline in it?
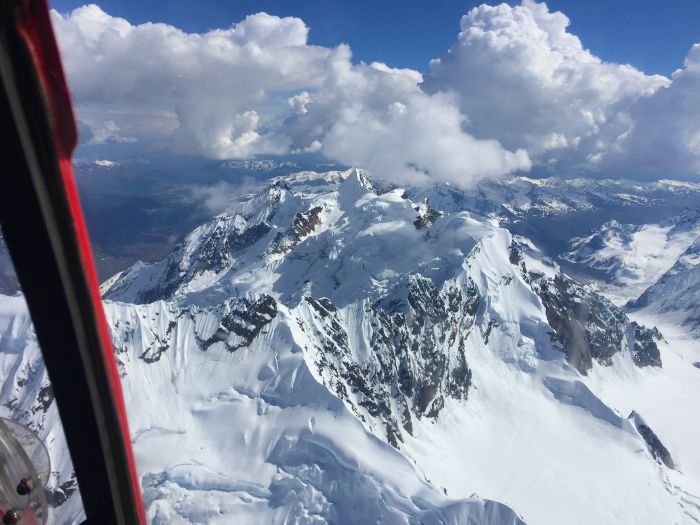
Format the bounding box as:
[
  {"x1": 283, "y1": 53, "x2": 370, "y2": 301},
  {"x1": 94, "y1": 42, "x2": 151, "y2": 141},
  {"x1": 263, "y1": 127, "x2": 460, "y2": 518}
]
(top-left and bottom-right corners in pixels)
[
  {"x1": 510, "y1": 240, "x2": 662, "y2": 374},
  {"x1": 267, "y1": 206, "x2": 323, "y2": 256},
  {"x1": 111, "y1": 295, "x2": 278, "y2": 366},
  {"x1": 629, "y1": 411, "x2": 675, "y2": 469},
  {"x1": 294, "y1": 274, "x2": 477, "y2": 446}
]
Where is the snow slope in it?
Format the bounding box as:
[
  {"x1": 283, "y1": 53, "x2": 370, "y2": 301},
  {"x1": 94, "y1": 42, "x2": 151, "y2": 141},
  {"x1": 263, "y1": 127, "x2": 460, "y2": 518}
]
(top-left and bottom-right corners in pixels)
[
  {"x1": 561, "y1": 209, "x2": 700, "y2": 305},
  {"x1": 587, "y1": 308, "x2": 700, "y2": 519},
  {"x1": 108, "y1": 299, "x2": 524, "y2": 525},
  {"x1": 629, "y1": 236, "x2": 700, "y2": 338}
]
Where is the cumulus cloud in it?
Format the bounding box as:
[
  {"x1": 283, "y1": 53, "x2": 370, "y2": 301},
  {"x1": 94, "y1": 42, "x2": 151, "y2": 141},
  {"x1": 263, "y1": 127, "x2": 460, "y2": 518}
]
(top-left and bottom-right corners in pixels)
[
  {"x1": 51, "y1": 4, "x2": 529, "y2": 186},
  {"x1": 422, "y1": 0, "x2": 669, "y2": 169},
  {"x1": 52, "y1": 2, "x2": 700, "y2": 182},
  {"x1": 604, "y1": 44, "x2": 700, "y2": 174},
  {"x1": 86, "y1": 119, "x2": 136, "y2": 144},
  {"x1": 51, "y1": 5, "x2": 331, "y2": 158},
  {"x1": 279, "y1": 53, "x2": 530, "y2": 184}
]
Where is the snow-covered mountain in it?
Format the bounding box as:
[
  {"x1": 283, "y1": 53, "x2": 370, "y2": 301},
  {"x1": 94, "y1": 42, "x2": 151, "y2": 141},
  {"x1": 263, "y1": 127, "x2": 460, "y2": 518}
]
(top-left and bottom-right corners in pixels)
[
  {"x1": 559, "y1": 208, "x2": 700, "y2": 304},
  {"x1": 1, "y1": 169, "x2": 700, "y2": 524},
  {"x1": 219, "y1": 159, "x2": 302, "y2": 171},
  {"x1": 419, "y1": 176, "x2": 697, "y2": 217},
  {"x1": 553, "y1": 206, "x2": 700, "y2": 340},
  {"x1": 629, "y1": 235, "x2": 700, "y2": 338},
  {"x1": 414, "y1": 177, "x2": 700, "y2": 253},
  {"x1": 72, "y1": 156, "x2": 700, "y2": 285}
]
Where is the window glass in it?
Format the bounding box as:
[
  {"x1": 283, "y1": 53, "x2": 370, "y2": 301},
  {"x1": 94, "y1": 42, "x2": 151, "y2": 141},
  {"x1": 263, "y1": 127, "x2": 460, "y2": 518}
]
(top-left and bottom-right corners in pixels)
[{"x1": 0, "y1": 232, "x2": 84, "y2": 524}]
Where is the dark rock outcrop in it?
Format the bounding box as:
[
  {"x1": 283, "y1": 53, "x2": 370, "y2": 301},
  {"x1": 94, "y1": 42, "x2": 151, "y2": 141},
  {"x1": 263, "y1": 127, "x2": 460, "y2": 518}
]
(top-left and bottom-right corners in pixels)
[
  {"x1": 200, "y1": 295, "x2": 278, "y2": 352},
  {"x1": 45, "y1": 475, "x2": 79, "y2": 507},
  {"x1": 508, "y1": 239, "x2": 522, "y2": 265},
  {"x1": 413, "y1": 200, "x2": 441, "y2": 230},
  {"x1": 630, "y1": 322, "x2": 662, "y2": 367},
  {"x1": 629, "y1": 411, "x2": 674, "y2": 469},
  {"x1": 529, "y1": 272, "x2": 662, "y2": 374},
  {"x1": 297, "y1": 274, "x2": 478, "y2": 447},
  {"x1": 267, "y1": 206, "x2": 322, "y2": 255}
]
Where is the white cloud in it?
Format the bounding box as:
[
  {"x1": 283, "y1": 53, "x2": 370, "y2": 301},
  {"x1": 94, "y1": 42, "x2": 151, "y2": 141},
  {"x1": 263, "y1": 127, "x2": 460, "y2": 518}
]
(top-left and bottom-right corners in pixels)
[
  {"x1": 604, "y1": 44, "x2": 700, "y2": 174},
  {"x1": 86, "y1": 119, "x2": 136, "y2": 144},
  {"x1": 278, "y1": 56, "x2": 530, "y2": 184},
  {"x1": 287, "y1": 91, "x2": 312, "y2": 115},
  {"x1": 52, "y1": 2, "x2": 700, "y2": 182},
  {"x1": 422, "y1": 0, "x2": 669, "y2": 169},
  {"x1": 182, "y1": 179, "x2": 261, "y2": 214},
  {"x1": 51, "y1": 4, "x2": 529, "y2": 186},
  {"x1": 52, "y1": 5, "x2": 333, "y2": 158}
]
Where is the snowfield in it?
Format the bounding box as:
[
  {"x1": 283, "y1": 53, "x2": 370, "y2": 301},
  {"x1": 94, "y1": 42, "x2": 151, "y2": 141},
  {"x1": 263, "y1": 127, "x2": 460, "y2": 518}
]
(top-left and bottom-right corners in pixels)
[
  {"x1": 562, "y1": 210, "x2": 700, "y2": 306},
  {"x1": 1, "y1": 169, "x2": 699, "y2": 524}
]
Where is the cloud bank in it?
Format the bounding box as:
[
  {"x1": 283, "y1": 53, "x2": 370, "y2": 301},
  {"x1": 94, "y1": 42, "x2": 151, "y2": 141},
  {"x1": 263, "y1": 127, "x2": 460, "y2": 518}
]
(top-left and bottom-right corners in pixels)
[
  {"x1": 606, "y1": 44, "x2": 700, "y2": 174},
  {"x1": 52, "y1": 4, "x2": 529, "y2": 186},
  {"x1": 52, "y1": 2, "x2": 700, "y2": 184},
  {"x1": 423, "y1": 0, "x2": 668, "y2": 166}
]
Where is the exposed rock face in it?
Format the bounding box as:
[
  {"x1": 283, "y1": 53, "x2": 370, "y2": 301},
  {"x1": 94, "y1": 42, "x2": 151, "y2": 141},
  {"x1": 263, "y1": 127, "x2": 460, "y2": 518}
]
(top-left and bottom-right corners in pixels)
[
  {"x1": 267, "y1": 206, "x2": 322, "y2": 256},
  {"x1": 630, "y1": 323, "x2": 662, "y2": 367},
  {"x1": 530, "y1": 272, "x2": 662, "y2": 373},
  {"x1": 191, "y1": 216, "x2": 270, "y2": 275},
  {"x1": 518, "y1": 248, "x2": 662, "y2": 374},
  {"x1": 111, "y1": 295, "x2": 278, "y2": 365},
  {"x1": 413, "y1": 200, "x2": 441, "y2": 230},
  {"x1": 375, "y1": 275, "x2": 477, "y2": 413},
  {"x1": 198, "y1": 295, "x2": 278, "y2": 352},
  {"x1": 45, "y1": 476, "x2": 80, "y2": 507},
  {"x1": 629, "y1": 411, "x2": 675, "y2": 469},
  {"x1": 530, "y1": 273, "x2": 626, "y2": 373},
  {"x1": 509, "y1": 239, "x2": 522, "y2": 265},
  {"x1": 295, "y1": 274, "x2": 478, "y2": 447}
]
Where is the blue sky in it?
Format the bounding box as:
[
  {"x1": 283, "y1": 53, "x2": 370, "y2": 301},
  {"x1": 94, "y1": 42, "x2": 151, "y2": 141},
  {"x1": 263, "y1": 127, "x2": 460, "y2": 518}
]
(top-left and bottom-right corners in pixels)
[{"x1": 51, "y1": 0, "x2": 700, "y2": 76}]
